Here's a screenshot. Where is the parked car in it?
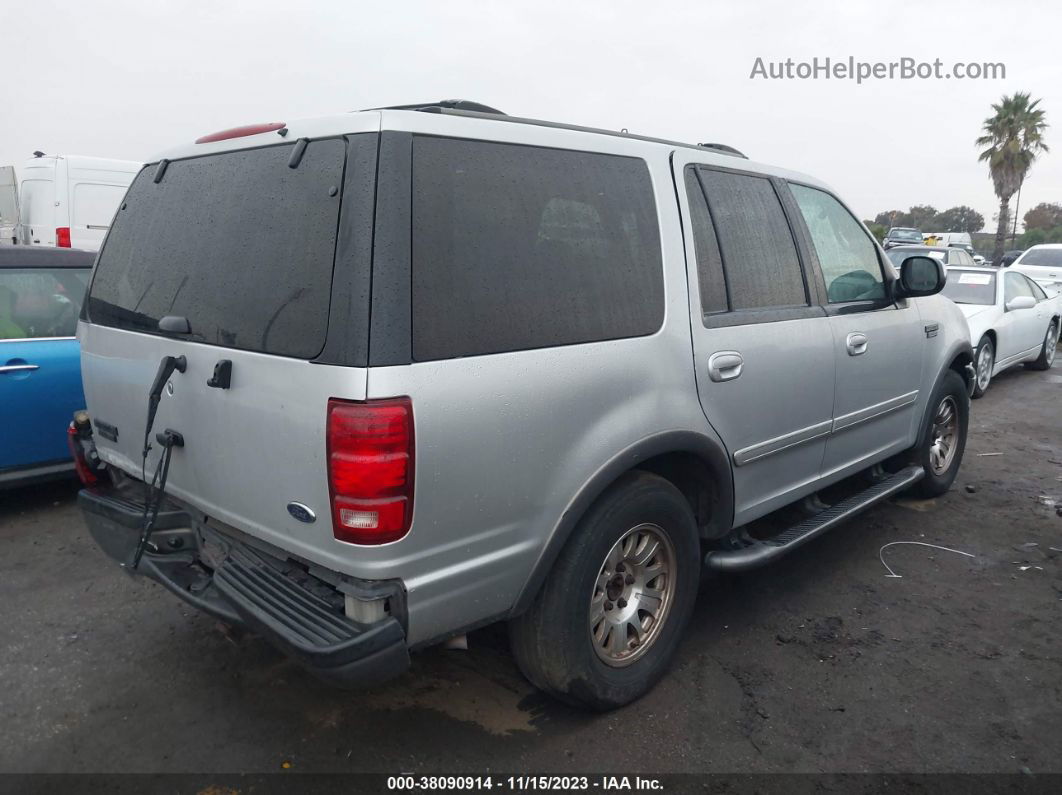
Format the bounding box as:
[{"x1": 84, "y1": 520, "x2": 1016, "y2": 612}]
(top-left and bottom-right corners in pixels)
[
  {"x1": 0, "y1": 246, "x2": 94, "y2": 488},
  {"x1": 73, "y1": 103, "x2": 974, "y2": 710},
  {"x1": 886, "y1": 244, "x2": 978, "y2": 268},
  {"x1": 939, "y1": 266, "x2": 1060, "y2": 397},
  {"x1": 15, "y1": 153, "x2": 140, "y2": 251},
  {"x1": 1011, "y1": 244, "x2": 1062, "y2": 295},
  {"x1": 883, "y1": 226, "x2": 924, "y2": 249}
]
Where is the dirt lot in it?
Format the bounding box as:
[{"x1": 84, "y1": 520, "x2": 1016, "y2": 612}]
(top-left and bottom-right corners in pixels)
[{"x1": 2, "y1": 357, "x2": 1060, "y2": 778}]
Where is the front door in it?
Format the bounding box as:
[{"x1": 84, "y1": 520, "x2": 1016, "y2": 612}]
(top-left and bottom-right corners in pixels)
[
  {"x1": 673, "y1": 155, "x2": 836, "y2": 525},
  {"x1": 784, "y1": 183, "x2": 923, "y2": 479}
]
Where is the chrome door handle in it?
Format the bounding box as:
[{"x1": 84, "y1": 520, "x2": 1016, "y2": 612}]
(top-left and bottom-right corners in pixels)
[
  {"x1": 708, "y1": 351, "x2": 743, "y2": 382},
  {"x1": 846, "y1": 332, "x2": 868, "y2": 356},
  {"x1": 0, "y1": 364, "x2": 40, "y2": 373}
]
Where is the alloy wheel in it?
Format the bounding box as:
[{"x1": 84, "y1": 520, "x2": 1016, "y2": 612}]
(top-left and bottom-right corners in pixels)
[
  {"x1": 589, "y1": 523, "x2": 676, "y2": 667},
  {"x1": 977, "y1": 342, "x2": 993, "y2": 392},
  {"x1": 929, "y1": 396, "x2": 959, "y2": 475}
]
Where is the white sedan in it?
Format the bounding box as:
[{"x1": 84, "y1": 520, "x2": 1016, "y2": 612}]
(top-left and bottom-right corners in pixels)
[
  {"x1": 943, "y1": 266, "x2": 1061, "y2": 397},
  {"x1": 1011, "y1": 243, "x2": 1062, "y2": 296}
]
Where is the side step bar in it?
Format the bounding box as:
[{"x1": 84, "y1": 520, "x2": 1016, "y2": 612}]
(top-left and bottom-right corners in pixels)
[{"x1": 704, "y1": 465, "x2": 925, "y2": 573}]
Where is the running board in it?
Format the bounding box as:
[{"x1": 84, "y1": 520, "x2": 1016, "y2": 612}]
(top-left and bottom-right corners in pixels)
[{"x1": 704, "y1": 465, "x2": 925, "y2": 573}]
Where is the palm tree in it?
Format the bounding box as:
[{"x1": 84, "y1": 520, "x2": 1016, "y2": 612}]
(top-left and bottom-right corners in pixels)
[{"x1": 976, "y1": 93, "x2": 1049, "y2": 263}]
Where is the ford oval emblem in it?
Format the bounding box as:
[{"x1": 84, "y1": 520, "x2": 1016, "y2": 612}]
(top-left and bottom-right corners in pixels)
[{"x1": 286, "y1": 502, "x2": 316, "y2": 524}]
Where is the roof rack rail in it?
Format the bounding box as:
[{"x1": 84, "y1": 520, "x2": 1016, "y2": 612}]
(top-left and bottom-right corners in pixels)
[
  {"x1": 697, "y1": 143, "x2": 748, "y2": 159},
  {"x1": 367, "y1": 99, "x2": 506, "y2": 115}
]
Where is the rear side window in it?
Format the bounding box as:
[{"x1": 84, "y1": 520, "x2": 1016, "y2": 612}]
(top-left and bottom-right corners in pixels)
[
  {"x1": 0, "y1": 268, "x2": 88, "y2": 339},
  {"x1": 789, "y1": 184, "x2": 886, "y2": 303},
  {"x1": 695, "y1": 169, "x2": 807, "y2": 310},
  {"x1": 73, "y1": 183, "x2": 127, "y2": 228},
  {"x1": 410, "y1": 137, "x2": 663, "y2": 361},
  {"x1": 87, "y1": 140, "x2": 345, "y2": 358}
]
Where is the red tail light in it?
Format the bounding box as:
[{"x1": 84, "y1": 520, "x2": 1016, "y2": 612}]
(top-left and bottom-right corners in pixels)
[
  {"x1": 67, "y1": 423, "x2": 99, "y2": 486},
  {"x1": 327, "y1": 398, "x2": 414, "y2": 545},
  {"x1": 56, "y1": 227, "x2": 71, "y2": 247}
]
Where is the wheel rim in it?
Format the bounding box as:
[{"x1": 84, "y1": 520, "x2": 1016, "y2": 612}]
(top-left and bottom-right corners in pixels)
[
  {"x1": 1047, "y1": 323, "x2": 1058, "y2": 366},
  {"x1": 589, "y1": 523, "x2": 676, "y2": 667},
  {"x1": 977, "y1": 342, "x2": 993, "y2": 390},
  {"x1": 929, "y1": 395, "x2": 959, "y2": 475}
]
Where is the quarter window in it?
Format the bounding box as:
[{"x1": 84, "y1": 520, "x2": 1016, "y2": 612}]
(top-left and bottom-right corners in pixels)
[
  {"x1": 411, "y1": 137, "x2": 664, "y2": 360},
  {"x1": 694, "y1": 168, "x2": 807, "y2": 310},
  {"x1": 1004, "y1": 272, "x2": 1034, "y2": 302},
  {"x1": 789, "y1": 184, "x2": 886, "y2": 303}
]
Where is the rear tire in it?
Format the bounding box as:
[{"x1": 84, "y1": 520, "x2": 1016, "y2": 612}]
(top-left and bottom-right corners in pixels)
[
  {"x1": 509, "y1": 471, "x2": 699, "y2": 711},
  {"x1": 910, "y1": 370, "x2": 969, "y2": 498},
  {"x1": 971, "y1": 335, "x2": 993, "y2": 398},
  {"x1": 1026, "y1": 320, "x2": 1058, "y2": 371}
]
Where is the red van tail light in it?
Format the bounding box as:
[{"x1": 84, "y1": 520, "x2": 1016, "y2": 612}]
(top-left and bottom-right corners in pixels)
[
  {"x1": 327, "y1": 398, "x2": 414, "y2": 545},
  {"x1": 56, "y1": 227, "x2": 71, "y2": 247}
]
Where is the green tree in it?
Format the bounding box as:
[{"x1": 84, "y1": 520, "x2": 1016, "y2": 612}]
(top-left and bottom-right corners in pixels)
[
  {"x1": 976, "y1": 92, "x2": 1050, "y2": 262},
  {"x1": 906, "y1": 205, "x2": 939, "y2": 229},
  {"x1": 864, "y1": 222, "x2": 887, "y2": 242},
  {"x1": 932, "y1": 206, "x2": 985, "y2": 234},
  {"x1": 1023, "y1": 202, "x2": 1062, "y2": 231},
  {"x1": 874, "y1": 210, "x2": 908, "y2": 228}
]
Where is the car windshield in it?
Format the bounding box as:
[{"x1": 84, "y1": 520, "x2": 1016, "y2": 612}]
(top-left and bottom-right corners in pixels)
[
  {"x1": 1018, "y1": 248, "x2": 1062, "y2": 267},
  {"x1": 943, "y1": 270, "x2": 995, "y2": 305},
  {"x1": 889, "y1": 229, "x2": 922, "y2": 241}
]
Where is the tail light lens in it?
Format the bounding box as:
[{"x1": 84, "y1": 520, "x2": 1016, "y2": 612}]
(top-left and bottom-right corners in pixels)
[
  {"x1": 327, "y1": 398, "x2": 414, "y2": 545},
  {"x1": 56, "y1": 227, "x2": 71, "y2": 247},
  {"x1": 67, "y1": 422, "x2": 99, "y2": 486}
]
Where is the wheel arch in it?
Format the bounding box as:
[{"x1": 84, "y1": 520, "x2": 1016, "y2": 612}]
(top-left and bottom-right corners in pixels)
[{"x1": 508, "y1": 430, "x2": 734, "y2": 617}]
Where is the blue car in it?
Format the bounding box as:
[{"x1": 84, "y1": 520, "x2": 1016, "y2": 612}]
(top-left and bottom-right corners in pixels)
[{"x1": 0, "y1": 246, "x2": 95, "y2": 488}]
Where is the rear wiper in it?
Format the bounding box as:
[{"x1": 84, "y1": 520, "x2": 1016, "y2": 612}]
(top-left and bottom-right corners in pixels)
[{"x1": 158, "y1": 315, "x2": 192, "y2": 334}]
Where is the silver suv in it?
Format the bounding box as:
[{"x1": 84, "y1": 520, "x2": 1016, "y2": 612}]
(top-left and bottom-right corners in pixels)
[{"x1": 74, "y1": 102, "x2": 974, "y2": 710}]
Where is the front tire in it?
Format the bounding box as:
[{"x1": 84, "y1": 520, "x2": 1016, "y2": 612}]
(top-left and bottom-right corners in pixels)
[
  {"x1": 509, "y1": 471, "x2": 700, "y2": 710},
  {"x1": 972, "y1": 335, "x2": 994, "y2": 398},
  {"x1": 911, "y1": 370, "x2": 969, "y2": 498},
  {"x1": 1026, "y1": 320, "x2": 1058, "y2": 371}
]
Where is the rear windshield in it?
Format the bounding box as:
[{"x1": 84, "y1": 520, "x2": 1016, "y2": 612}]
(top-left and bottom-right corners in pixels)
[
  {"x1": 888, "y1": 229, "x2": 922, "y2": 241},
  {"x1": 1018, "y1": 248, "x2": 1062, "y2": 268},
  {"x1": 943, "y1": 270, "x2": 995, "y2": 305},
  {"x1": 87, "y1": 140, "x2": 345, "y2": 358}
]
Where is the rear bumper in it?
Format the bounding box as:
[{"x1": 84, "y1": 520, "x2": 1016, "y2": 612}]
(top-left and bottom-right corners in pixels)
[{"x1": 78, "y1": 484, "x2": 410, "y2": 688}]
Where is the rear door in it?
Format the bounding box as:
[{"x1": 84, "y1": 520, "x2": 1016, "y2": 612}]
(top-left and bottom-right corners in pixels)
[
  {"x1": 0, "y1": 266, "x2": 89, "y2": 472},
  {"x1": 673, "y1": 154, "x2": 836, "y2": 525},
  {"x1": 69, "y1": 182, "x2": 129, "y2": 251},
  {"x1": 19, "y1": 176, "x2": 55, "y2": 246},
  {"x1": 80, "y1": 119, "x2": 381, "y2": 562},
  {"x1": 785, "y1": 182, "x2": 923, "y2": 479}
]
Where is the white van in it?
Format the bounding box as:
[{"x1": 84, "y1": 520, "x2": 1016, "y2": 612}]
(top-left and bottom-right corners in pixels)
[{"x1": 17, "y1": 154, "x2": 141, "y2": 251}]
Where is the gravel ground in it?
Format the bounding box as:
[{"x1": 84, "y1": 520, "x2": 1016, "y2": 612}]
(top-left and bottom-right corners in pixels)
[{"x1": 1, "y1": 355, "x2": 1060, "y2": 777}]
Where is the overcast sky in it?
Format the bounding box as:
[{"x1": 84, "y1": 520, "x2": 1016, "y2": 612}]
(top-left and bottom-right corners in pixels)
[{"x1": 4, "y1": 0, "x2": 1060, "y2": 233}]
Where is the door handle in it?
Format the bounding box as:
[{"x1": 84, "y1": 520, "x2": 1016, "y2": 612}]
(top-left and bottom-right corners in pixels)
[
  {"x1": 708, "y1": 351, "x2": 743, "y2": 382},
  {"x1": 846, "y1": 332, "x2": 868, "y2": 356},
  {"x1": 0, "y1": 364, "x2": 40, "y2": 373}
]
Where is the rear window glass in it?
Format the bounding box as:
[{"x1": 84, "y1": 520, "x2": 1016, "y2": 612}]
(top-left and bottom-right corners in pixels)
[
  {"x1": 410, "y1": 137, "x2": 664, "y2": 361},
  {"x1": 73, "y1": 183, "x2": 127, "y2": 228},
  {"x1": 1018, "y1": 248, "x2": 1062, "y2": 268},
  {"x1": 943, "y1": 270, "x2": 995, "y2": 305},
  {"x1": 0, "y1": 268, "x2": 89, "y2": 339},
  {"x1": 87, "y1": 140, "x2": 345, "y2": 358}
]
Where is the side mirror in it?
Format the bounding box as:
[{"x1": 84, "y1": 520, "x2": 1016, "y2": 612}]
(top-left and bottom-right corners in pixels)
[
  {"x1": 1005, "y1": 295, "x2": 1036, "y2": 312},
  {"x1": 897, "y1": 255, "x2": 945, "y2": 298}
]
